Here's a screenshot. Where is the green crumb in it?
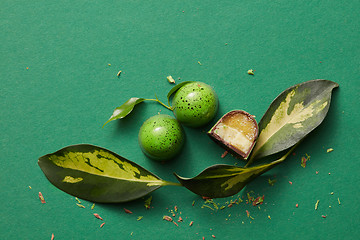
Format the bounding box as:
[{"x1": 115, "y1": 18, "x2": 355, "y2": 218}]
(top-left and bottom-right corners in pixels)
[
  {"x1": 144, "y1": 196, "x2": 152, "y2": 209},
  {"x1": 247, "y1": 69, "x2": 254, "y2": 75},
  {"x1": 201, "y1": 205, "x2": 214, "y2": 211},
  {"x1": 268, "y1": 178, "x2": 277, "y2": 186},
  {"x1": 204, "y1": 199, "x2": 219, "y2": 210},
  {"x1": 167, "y1": 76, "x2": 175, "y2": 84},
  {"x1": 315, "y1": 200, "x2": 320, "y2": 210},
  {"x1": 327, "y1": 148, "x2": 334, "y2": 153},
  {"x1": 76, "y1": 203, "x2": 85, "y2": 208},
  {"x1": 301, "y1": 154, "x2": 310, "y2": 168}
]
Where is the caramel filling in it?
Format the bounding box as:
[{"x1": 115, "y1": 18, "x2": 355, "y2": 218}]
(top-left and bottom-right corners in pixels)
[{"x1": 214, "y1": 113, "x2": 257, "y2": 154}]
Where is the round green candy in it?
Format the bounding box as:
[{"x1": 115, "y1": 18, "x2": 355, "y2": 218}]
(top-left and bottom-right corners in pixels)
[
  {"x1": 172, "y1": 82, "x2": 218, "y2": 128},
  {"x1": 138, "y1": 114, "x2": 185, "y2": 161}
]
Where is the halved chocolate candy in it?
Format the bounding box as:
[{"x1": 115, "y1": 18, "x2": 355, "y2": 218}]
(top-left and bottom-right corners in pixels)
[{"x1": 208, "y1": 110, "x2": 258, "y2": 159}]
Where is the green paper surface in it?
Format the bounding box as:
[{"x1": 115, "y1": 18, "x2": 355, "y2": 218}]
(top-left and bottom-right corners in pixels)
[{"x1": 1, "y1": 0, "x2": 359, "y2": 239}]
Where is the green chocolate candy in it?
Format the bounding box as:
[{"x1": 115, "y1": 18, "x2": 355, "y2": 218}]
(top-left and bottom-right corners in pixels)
[
  {"x1": 138, "y1": 114, "x2": 185, "y2": 161},
  {"x1": 172, "y1": 82, "x2": 218, "y2": 128}
]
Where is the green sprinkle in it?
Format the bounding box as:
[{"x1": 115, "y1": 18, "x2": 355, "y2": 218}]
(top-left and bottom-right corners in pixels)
[
  {"x1": 327, "y1": 148, "x2": 334, "y2": 153},
  {"x1": 167, "y1": 76, "x2": 175, "y2": 84},
  {"x1": 137, "y1": 216, "x2": 143, "y2": 221},
  {"x1": 144, "y1": 196, "x2": 152, "y2": 209},
  {"x1": 91, "y1": 203, "x2": 95, "y2": 210},
  {"x1": 315, "y1": 200, "x2": 320, "y2": 210},
  {"x1": 76, "y1": 203, "x2": 85, "y2": 208},
  {"x1": 268, "y1": 178, "x2": 277, "y2": 186},
  {"x1": 75, "y1": 197, "x2": 81, "y2": 204},
  {"x1": 201, "y1": 205, "x2": 214, "y2": 211},
  {"x1": 247, "y1": 69, "x2": 254, "y2": 75},
  {"x1": 204, "y1": 199, "x2": 219, "y2": 210}
]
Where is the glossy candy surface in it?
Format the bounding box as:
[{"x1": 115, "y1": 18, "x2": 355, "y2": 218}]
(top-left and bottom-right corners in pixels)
[
  {"x1": 172, "y1": 82, "x2": 218, "y2": 128},
  {"x1": 138, "y1": 115, "x2": 185, "y2": 161}
]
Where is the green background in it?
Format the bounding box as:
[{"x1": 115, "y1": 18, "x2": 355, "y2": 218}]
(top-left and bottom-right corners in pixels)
[{"x1": 1, "y1": 0, "x2": 359, "y2": 239}]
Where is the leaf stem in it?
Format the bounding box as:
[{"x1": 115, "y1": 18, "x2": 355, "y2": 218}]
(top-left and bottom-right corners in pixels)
[
  {"x1": 145, "y1": 95, "x2": 174, "y2": 111},
  {"x1": 161, "y1": 181, "x2": 182, "y2": 187},
  {"x1": 245, "y1": 141, "x2": 300, "y2": 168}
]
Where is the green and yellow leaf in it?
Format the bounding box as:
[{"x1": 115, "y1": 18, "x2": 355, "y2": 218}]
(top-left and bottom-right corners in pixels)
[
  {"x1": 174, "y1": 146, "x2": 295, "y2": 198},
  {"x1": 249, "y1": 79, "x2": 338, "y2": 163},
  {"x1": 38, "y1": 144, "x2": 177, "y2": 203}
]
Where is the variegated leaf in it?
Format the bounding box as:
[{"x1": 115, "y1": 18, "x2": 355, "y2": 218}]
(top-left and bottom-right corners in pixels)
[
  {"x1": 174, "y1": 158, "x2": 284, "y2": 198},
  {"x1": 249, "y1": 79, "x2": 338, "y2": 163},
  {"x1": 38, "y1": 144, "x2": 178, "y2": 203}
]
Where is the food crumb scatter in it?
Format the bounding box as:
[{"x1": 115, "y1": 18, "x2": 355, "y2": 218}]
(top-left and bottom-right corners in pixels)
[
  {"x1": 163, "y1": 216, "x2": 173, "y2": 222},
  {"x1": 301, "y1": 154, "x2": 310, "y2": 168}
]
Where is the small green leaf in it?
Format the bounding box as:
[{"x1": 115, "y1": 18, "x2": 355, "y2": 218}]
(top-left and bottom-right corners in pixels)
[
  {"x1": 167, "y1": 81, "x2": 194, "y2": 105},
  {"x1": 249, "y1": 79, "x2": 338, "y2": 163},
  {"x1": 174, "y1": 146, "x2": 295, "y2": 198},
  {"x1": 38, "y1": 144, "x2": 178, "y2": 203},
  {"x1": 103, "y1": 97, "x2": 146, "y2": 127}
]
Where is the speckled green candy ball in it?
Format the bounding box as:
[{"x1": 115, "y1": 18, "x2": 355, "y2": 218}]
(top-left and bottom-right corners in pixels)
[
  {"x1": 172, "y1": 82, "x2": 219, "y2": 128},
  {"x1": 138, "y1": 114, "x2": 185, "y2": 161}
]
